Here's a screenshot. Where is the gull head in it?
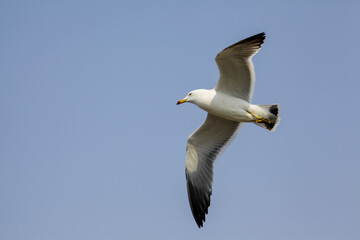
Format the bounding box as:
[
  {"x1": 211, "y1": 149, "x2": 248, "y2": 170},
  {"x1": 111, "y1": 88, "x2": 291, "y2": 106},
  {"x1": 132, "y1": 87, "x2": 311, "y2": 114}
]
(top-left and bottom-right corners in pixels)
[{"x1": 176, "y1": 89, "x2": 209, "y2": 105}]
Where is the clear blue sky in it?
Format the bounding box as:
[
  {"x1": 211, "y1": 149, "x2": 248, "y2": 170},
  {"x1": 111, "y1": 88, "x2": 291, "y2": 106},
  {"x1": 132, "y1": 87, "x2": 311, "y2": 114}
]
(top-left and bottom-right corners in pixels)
[{"x1": 1, "y1": 1, "x2": 359, "y2": 239}]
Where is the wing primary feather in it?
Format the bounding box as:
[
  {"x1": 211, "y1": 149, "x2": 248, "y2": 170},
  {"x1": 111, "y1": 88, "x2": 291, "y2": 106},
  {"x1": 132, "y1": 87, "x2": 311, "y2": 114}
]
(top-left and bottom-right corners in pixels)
[
  {"x1": 186, "y1": 172, "x2": 212, "y2": 228},
  {"x1": 215, "y1": 32, "x2": 266, "y2": 101},
  {"x1": 185, "y1": 115, "x2": 241, "y2": 228},
  {"x1": 221, "y1": 32, "x2": 265, "y2": 53}
]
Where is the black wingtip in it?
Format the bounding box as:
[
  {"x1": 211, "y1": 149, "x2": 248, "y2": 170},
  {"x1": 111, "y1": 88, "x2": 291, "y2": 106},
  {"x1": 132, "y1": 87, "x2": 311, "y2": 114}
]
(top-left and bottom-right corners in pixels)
[
  {"x1": 221, "y1": 32, "x2": 266, "y2": 53},
  {"x1": 240, "y1": 32, "x2": 266, "y2": 44},
  {"x1": 251, "y1": 32, "x2": 266, "y2": 38},
  {"x1": 186, "y1": 173, "x2": 212, "y2": 228}
]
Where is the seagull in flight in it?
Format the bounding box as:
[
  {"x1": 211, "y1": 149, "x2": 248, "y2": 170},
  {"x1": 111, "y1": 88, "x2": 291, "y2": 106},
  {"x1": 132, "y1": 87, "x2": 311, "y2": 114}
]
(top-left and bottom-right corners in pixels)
[{"x1": 176, "y1": 32, "x2": 280, "y2": 228}]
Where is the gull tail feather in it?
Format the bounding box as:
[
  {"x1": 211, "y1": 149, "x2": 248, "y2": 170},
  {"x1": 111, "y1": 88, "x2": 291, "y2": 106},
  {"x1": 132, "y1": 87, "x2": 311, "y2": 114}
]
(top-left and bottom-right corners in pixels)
[{"x1": 254, "y1": 104, "x2": 280, "y2": 132}]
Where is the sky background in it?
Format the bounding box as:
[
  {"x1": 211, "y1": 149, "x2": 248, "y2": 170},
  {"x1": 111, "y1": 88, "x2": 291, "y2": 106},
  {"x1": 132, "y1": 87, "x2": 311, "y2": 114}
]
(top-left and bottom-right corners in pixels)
[{"x1": 1, "y1": 1, "x2": 360, "y2": 240}]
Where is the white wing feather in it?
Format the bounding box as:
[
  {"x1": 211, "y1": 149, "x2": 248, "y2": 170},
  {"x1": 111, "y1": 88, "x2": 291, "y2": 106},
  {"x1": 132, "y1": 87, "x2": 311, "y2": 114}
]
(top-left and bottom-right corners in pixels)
[
  {"x1": 185, "y1": 114, "x2": 241, "y2": 227},
  {"x1": 215, "y1": 32, "x2": 265, "y2": 102}
]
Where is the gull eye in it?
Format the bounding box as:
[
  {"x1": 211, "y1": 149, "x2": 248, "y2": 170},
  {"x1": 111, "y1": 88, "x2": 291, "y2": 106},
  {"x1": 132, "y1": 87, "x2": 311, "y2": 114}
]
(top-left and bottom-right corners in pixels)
[{"x1": 189, "y1": 93, "x2": 192, "y2": 96}]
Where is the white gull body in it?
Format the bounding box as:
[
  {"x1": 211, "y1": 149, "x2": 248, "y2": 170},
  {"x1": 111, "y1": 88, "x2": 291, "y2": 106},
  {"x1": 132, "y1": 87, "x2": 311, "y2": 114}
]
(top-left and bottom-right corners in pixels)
[
  {"x1": 176, "y1": 32, "x2": 280, "y2": 228},
  {"x1": 185, "y1": 89, "x2": 270, "y2": 123}
]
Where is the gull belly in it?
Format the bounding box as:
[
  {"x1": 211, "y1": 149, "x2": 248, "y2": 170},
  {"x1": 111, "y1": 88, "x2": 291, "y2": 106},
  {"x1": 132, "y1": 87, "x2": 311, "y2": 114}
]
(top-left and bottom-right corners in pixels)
[{"x1": 197, "y1": 91, "x2": 256, "y2": 123}]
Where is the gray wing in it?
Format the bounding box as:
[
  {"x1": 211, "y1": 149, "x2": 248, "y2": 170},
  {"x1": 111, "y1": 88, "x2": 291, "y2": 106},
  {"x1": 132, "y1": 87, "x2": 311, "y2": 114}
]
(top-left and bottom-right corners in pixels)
[
  {"x1": 185, "y1": 114, "x2": 241, "y2": 227},
  {"x1": 215, "y1": 32, "x2": 265, "y2": 102}
]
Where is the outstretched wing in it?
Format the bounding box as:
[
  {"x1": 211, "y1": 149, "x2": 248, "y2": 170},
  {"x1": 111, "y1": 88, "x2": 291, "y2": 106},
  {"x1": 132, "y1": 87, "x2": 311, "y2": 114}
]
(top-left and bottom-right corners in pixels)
[
  {"x1": 215, "y1": 32, "x2": 265, "y2": 102},
  {"x1": 185, "y1": 114, "x2": 241, "y2": 227}
]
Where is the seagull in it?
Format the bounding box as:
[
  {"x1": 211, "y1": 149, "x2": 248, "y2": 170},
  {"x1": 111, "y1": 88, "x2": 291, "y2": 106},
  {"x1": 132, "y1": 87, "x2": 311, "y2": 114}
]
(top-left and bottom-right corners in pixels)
[{"x1": 176, "y1": 32, "x2": 280, "y2": 228}]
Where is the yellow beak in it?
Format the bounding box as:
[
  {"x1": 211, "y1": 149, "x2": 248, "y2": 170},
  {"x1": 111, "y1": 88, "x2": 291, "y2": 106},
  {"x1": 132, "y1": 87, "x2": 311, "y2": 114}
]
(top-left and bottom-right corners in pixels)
[{"x1": 176, "y1": 98, "x2": 187, "y2": 105}]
